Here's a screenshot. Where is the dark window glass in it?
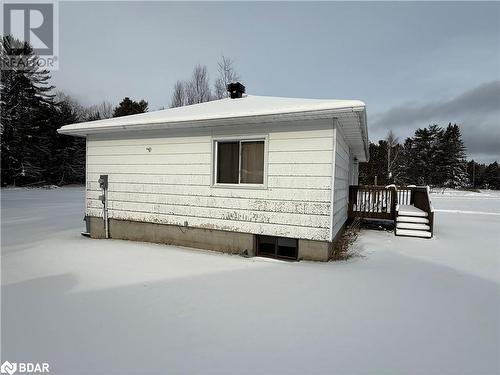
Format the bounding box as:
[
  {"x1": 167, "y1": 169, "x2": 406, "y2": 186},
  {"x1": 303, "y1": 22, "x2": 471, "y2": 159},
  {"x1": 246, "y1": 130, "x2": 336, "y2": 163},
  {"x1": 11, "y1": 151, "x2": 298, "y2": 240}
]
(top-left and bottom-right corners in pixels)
[
  {"x1": 240, "y1": 141, "x2": 264, "y2": 184},
  {"x1": 277, "y1": 237, "x2": 298, "y2": 259},
  {"x1": 217, "y1": 142, "x2": 239, "y2": 183},
  {"x1": 257, "y1": 235, "x2": 298, "y2": 260},
  {"x1": 257, "y1": 235, "x2": 276, "y2": 257}
]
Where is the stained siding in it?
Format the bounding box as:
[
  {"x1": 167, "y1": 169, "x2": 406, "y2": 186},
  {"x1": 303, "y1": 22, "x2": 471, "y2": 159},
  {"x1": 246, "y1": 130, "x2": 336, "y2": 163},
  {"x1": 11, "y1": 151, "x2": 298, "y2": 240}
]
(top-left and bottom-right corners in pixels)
[
  {"x1": 86, "y1": 120, "x2": 334, "y2": 241},
  {"x1": 331, "y1": 124, "x2": 350, "y2": 239}
]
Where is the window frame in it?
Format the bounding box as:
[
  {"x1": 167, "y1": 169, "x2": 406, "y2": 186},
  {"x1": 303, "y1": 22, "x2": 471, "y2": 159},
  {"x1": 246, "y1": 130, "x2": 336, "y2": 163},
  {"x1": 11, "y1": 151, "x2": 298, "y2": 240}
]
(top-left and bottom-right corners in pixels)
[
  {"x1": 256, "y1": 235, "x2": 298, "y2": 260},
  {"x1": 211, "y1": 134, "x2": 268, "y2": 189}
]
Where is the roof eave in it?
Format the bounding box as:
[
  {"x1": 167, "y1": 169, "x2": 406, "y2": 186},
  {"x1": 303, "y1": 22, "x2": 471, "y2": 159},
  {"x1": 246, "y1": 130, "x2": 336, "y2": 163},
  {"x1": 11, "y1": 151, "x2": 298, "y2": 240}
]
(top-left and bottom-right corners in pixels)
[
  {"x1": 360, "y1": 108, "x2": 369, "y2": 162},
  {"x1": 57, "y1": 106, "x2": 367, "y2": 138}
]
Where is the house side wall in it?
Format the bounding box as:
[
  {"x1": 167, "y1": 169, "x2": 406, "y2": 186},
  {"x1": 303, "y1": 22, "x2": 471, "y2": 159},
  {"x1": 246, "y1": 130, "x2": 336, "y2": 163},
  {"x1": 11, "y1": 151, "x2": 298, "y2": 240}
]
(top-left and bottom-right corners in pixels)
[
  {"x1": 331, "y1": 122, "x2": 350, "y2": 240},
  {"x1": 85, "y1": 119, "x2": 334, "y2": 241}
]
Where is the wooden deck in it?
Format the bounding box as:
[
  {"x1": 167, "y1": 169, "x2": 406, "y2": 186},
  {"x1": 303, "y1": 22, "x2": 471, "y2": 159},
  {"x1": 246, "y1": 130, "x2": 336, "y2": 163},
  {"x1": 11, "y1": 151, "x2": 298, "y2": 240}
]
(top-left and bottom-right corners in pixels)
[{"x1": 348, "y1": 185, "x2": 434, "y2": 238}]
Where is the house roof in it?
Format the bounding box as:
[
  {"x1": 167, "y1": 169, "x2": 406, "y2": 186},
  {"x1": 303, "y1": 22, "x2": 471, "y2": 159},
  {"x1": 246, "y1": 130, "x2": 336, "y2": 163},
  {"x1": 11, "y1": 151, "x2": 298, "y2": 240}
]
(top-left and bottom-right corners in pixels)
[{"x1": 58, "y1": 95, "x2": 369, "y2": 161}]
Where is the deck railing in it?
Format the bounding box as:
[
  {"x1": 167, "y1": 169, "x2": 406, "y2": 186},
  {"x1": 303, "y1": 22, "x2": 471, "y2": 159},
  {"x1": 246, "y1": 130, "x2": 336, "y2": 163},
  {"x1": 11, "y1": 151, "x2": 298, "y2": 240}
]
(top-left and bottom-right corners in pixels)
[
  {"x1": 348, "y1": 185, "x2": 434, "y2": 233},
  {"x1": 397, "y1": 188, "x2": 413, "y2": 205},
  {"x1": 348, "y1": 185, "x2": 397, "y2": 220},
  {"x1": 410, "y1": 186, "x2": 434, "y2": 236}
]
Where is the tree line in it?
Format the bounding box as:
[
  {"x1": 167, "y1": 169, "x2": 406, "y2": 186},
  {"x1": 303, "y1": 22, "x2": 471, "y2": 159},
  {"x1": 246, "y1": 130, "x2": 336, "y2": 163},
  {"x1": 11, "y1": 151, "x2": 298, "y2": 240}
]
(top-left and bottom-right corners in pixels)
[
  {"x1": 2, "y1": 35, "x2": 498, "y2": 189},
  {"x1": 1, "y1": 35, "x2": 241, "y2": 186},
  {"x1": 359, "y1": 124, "x2": 500, "y2": 189},
  {"x1": 466, "y1": 160, "x2": 499, "y2": 190}
]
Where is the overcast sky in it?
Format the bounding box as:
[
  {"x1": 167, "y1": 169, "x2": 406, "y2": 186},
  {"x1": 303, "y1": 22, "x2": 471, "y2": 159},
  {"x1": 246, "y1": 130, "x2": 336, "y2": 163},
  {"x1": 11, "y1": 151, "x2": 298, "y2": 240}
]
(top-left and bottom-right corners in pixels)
[{"x1": 52, "y1": 1, "x2": 500, "y2": 163}]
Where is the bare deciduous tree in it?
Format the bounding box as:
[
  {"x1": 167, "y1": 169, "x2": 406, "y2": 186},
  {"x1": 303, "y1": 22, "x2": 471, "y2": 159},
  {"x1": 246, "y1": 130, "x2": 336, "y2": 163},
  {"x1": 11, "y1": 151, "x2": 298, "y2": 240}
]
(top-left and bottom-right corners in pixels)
[
  {"x1": 54, "y1": 92, "x2": 113, "y2": 121},
  {"x1": 54, "y1": 91, "x2": 84, "y2": 118},
  {"x1": 214, "y1": 55, "x2": 241, "y2": 99},
  {"x1": 386, "y1": 129, "x2": 400, "y2": 180},
  {"x1": 168, "y1": 57, "x2": 241, "y2": 107},
  {"x1": 170, "y1": 80, "x2": 187, "y2": 108},
  {"x1": 186, "y1": 65, "x2": 211, "y2": 105},
  {"x1": 87, "y1": 101, "x2": 113, "y2": 120}
]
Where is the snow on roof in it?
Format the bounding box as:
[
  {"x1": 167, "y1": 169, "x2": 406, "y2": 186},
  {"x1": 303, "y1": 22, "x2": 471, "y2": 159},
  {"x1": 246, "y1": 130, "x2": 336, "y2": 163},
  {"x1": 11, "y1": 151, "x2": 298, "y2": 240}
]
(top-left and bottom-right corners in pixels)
[{"x1": 58, "y1": 95, "x2": 369, "y2": 160}]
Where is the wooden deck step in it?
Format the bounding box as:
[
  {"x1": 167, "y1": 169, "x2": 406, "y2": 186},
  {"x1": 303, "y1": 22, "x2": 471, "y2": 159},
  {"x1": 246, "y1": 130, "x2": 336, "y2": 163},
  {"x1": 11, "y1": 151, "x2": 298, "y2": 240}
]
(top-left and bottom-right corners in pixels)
[
  {"x1": 397, "y1": 204, "x2": 428, "y2": 217},
  {"x1": 396, "y1": 216, "x2": 429, "y2": 224},
  {"x1": 396, "y1": 222, "x2": 430, "y2": 231},
  {"x1": 395, "y1": 228, "x2": 432, "y2": 238}
]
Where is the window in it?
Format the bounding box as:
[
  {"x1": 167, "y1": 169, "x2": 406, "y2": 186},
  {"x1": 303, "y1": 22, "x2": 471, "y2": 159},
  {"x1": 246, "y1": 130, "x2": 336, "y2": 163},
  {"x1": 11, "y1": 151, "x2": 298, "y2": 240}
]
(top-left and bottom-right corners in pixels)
[
  {"x1": 217, "y1": 142, "x2": 239, "y2": 184},
  {"x1": 215, "y1": 139, "x2": 265, "y2": 185},
  {"x1": 257, "y1": 235, "x2": 276, "y2": 257},
  {"x1": 256, "y1": 235, "x2": 298, "y2": 260}
]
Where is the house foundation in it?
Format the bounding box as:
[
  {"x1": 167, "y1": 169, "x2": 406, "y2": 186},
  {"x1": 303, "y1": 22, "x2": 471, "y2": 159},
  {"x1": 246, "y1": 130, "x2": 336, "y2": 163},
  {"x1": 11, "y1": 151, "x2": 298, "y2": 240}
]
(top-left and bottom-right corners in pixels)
[{"x1": 88, "y1": 217, "x2": 333, "y2": 262}]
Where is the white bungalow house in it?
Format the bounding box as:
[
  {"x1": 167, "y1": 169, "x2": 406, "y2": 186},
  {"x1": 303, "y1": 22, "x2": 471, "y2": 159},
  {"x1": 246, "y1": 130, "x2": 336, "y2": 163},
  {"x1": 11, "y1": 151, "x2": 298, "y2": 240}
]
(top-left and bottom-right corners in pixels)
[{"x1": 58, "y1": 84, "x2": 369, "y2": 261}]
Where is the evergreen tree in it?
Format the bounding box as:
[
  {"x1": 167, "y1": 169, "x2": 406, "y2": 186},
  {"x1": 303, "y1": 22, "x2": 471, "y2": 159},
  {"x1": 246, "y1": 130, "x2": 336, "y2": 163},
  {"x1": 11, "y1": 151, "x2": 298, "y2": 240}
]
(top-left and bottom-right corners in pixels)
[
  {"x1": 359, "y1": 141, "x2": 389, "y2": 185},
  {"x1": 440, "y1": 123, "x2": 468, "y2": 188},
  {"x1": 36, "y1": 99, "x2": 85, "y2": 184},
  {"x1": 476, "y1": 163, "x2": 487, "y2": 188},
  {"x1": 1, "y1": 35, "x2": 55, "y2": 185},
  {"x1": 393, "y1": 138, "x2": 414, "y2": 185},
  {"x1": 113, "y1": 97, "x2": 148, "y2": 117},
  {"x1": 405, "y1": 125, "x2": 443, "y2": 186},
  {"x1": 362, "y1": 123, "x2": 498, "y2": 190},
  {"x1": 1, "y1": 36, "x2": 87, "y2": 186},
  {"x1": 483, "y1": 162, "x2": 500, "y2": 189},
  {"x1": 467, "y1": 160, "x2": 479, "y2": 188}
]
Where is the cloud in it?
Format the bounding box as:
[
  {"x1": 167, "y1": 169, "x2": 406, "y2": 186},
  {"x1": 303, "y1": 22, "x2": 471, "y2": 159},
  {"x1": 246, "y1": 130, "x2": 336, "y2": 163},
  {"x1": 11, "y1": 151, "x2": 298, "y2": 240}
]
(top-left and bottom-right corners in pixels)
[{"x1": 370, "y1": 81, "x2": 500, "y2": 163}]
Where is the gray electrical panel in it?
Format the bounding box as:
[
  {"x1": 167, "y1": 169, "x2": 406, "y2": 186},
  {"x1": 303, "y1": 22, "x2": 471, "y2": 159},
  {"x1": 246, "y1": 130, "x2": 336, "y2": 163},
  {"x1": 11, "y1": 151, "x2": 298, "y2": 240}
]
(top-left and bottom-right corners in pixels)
[{"x1": 98, "y1": 174, "x2": 108, "y2": 190}]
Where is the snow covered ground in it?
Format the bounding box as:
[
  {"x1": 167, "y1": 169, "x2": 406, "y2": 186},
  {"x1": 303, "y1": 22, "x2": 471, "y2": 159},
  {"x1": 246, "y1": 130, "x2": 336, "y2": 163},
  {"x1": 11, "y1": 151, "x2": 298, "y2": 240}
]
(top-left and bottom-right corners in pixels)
[{"x1": 1, "y1": 187, "x2": 499, "y2": 374}]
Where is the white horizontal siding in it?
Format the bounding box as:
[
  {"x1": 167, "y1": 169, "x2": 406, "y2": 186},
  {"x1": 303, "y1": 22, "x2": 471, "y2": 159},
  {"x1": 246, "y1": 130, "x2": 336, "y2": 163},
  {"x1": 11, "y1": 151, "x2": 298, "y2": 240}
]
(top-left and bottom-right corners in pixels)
[
  {"x1": 87, "y1": 164, "x2": 210, "y2": 175},
  {"x1": 87, "y1": 182, "x2": 331, "y2": 202},
  {"x1": 332, "y1": 124, "x2": 350, "y2": 239},
  {"x1": 88, "y1": 154, "x2": 210, "y2": 165},
  {"x1": 86, "y1": 173, "x2": 330, "y2": 189},
  {"x1": 268, "y1": 137, "x2": 333, "y2": 152},
  {"x1": 88, "y1": 135, "x2": 208, "y2": 146},
  {"x1": 86, "y1": 190, "x2": 330, "y2": 215},
  {"x1": 87, "y1": 200, "x2": 329, "y2": 228},
  {"x1": 88, "y1": 173, "x2": 210, "y2": 185},
  {"x1": 87, "y1": 142, "x2": 211, "y2": 155},
  {"x1": 268, "y1": 150, "x2": 332, "y2": 164},
  {"x1": 86, "y1": 120, "x2": 334, "y2": 241},
  {"x1": 267, "y1": 163, "x2": 331, "y2": 176}
]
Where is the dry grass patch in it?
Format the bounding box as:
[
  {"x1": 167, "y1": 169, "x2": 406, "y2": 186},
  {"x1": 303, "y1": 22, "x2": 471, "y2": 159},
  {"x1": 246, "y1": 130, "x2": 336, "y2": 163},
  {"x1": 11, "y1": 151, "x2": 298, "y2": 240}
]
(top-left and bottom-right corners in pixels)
[{"x1": 330, "y1": 218, "x2": 362, "y2": 261}]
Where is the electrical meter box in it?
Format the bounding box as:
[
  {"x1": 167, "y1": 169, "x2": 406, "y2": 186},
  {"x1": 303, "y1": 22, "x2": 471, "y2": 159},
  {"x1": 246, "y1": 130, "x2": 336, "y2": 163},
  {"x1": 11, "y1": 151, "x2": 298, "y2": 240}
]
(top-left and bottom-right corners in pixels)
[{"x1": 98, "y1": 175, "x2": 108, "y2": 190}]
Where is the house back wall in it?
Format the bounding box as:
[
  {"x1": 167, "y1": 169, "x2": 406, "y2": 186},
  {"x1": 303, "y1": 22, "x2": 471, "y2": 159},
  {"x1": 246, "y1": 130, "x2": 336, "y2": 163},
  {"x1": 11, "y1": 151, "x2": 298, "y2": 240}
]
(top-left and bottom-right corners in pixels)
[{"x1": 86, "y1": 119, "x2": 334, "y2": 241}]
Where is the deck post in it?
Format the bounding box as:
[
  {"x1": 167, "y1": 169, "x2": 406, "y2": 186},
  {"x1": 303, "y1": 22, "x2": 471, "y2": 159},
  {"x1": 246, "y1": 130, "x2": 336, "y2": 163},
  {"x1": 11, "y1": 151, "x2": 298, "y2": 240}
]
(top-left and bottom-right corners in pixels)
[
  {"x1": 348, "y1": 185, "x2": 358, "y2": 220},
  {"x1": 390, "y1": 186, "x2": 397, "y2": 221}
]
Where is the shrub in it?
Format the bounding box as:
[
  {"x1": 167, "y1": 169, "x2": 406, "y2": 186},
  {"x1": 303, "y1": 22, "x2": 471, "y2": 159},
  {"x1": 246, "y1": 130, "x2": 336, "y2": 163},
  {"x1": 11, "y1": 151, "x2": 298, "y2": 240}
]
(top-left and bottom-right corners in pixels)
[{"x1": 330, "y1": 219, "x2": 362, "y2": 261}]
